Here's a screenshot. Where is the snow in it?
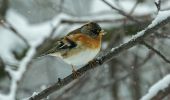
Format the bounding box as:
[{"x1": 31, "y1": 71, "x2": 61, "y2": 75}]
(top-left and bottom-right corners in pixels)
[
  {"x1": 91, "y1": 0, "x2": 111, "y2": 13},
  {"x1": 148, "y1": 10, "x2": 170, "y2": 28},
  {"x1": 141, "y1": 74, "x2": 170, "y2": 100},
  {"x1": 91, "y1": 0, "x2": 154, "y2": 16},
  {"x1": 6, "y1": 9, "x2": 72, "y2": 44},
  {"x1": 0, "y1": 38, "x2": 42, "y2": 100},
  {"x1": 31, "y1": 92, "x2": 38, "y2": 97},
  {"x1": 131, "y1": 10, "x2": 170, "y2": 40},
  {"x1": 110, "y1": 10, "x2": 170, "y2": 64},
  {"x1": 155, "y1": 0, "x2": 160, "y2": 4},
  {"x1": 0, "y1": 0, "x2": 169, "y2": 99}
]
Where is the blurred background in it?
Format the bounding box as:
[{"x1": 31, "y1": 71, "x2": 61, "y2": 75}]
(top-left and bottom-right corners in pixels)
[{"x1": 0, "y1": 0, "x2": 170, "y2": 100}]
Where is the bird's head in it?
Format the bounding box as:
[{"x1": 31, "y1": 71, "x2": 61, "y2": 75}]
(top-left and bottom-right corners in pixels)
[{"x1": 80, "y1": 22, "x2": 105, "y2": 38}]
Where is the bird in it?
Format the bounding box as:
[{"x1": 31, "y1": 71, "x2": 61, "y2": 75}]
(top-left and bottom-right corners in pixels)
[{"x1": 43, "y1": 22, "x2": 105, "y2": 77}]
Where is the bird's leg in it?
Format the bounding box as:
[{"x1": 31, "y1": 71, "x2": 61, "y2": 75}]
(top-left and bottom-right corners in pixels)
[
  {"x1": 71, "y1": 65, "x2": 80, "y2": 79},
  {"x1": 88, "y1": 59, "x2": 97, "y2": 69},
  {"x1": 58, "y1": 78, "x2": 62, "y2": 84}
]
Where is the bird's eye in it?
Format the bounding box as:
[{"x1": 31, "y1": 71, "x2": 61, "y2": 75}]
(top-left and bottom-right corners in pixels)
[{"x1": 91, "y1": 29, "x2": 98, "y2": 35}]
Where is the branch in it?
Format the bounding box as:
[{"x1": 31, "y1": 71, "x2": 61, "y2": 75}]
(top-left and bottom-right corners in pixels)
[
  {"x1": 155, "y1": 0, "x2": 161, "y2": 12},
  {"x1": 60, "y1": 14, "x2": 150, "y2": 24},
  {"x1": 0, "y1": 0, "x2": 8, "y2": 18},
  {"x1": 102, "y1": 0, "x2": 140, "y2": 24},
  {"x1": 28, "y1": 10, "x2": 170, "y2": 100},
  {"x1": 142, "y1": 41, "x2": 170, "y2": 64},
  {"x1": 141, "y1": 75, "x2": 170, "y2": 100},
  {"x1": 0, "y1": 57, "x2": 4, "y2": 68},
  {"x1": 0, "y1": 19, "x2": 30, "y2": 47}
]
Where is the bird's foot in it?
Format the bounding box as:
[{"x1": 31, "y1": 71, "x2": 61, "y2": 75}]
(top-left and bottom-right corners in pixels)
[
  {"x1": 72, "y1": 65, "x2": 80, "y2": 79},
  {"x1": 88, "y1": 59, "x2": 97, "y2": 69}
]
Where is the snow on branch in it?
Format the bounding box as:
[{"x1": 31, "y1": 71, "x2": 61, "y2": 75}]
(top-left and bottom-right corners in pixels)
[
  {"x1": 0, "y1": 35, "x2": 48, "y2": 100},
  {"x1": 0, "y1": 41, "x2": 39, "y2": 100},
  {"x1": 141, "y1": 74, "x2": 170, "y2": 100},
  {"x1": 28, "y1": 10, "x2": 170, "y2": 100}
]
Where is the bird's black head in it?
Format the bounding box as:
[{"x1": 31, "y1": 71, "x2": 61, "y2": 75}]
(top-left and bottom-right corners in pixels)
[{"x1": 80, "y1": 22, "x2": 102, "y2": 38}]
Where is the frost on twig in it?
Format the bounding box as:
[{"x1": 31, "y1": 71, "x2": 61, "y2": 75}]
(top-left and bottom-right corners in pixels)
[{"x1": 28, "y1": 10, "x2": 170, "y2": 100}]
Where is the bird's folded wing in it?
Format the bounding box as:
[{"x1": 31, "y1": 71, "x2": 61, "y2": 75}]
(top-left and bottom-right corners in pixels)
[{"x1": 43, "y1": 37, "x2": 77, "y2": 55}]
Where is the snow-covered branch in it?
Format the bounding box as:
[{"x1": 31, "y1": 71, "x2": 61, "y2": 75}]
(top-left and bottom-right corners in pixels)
[
  {"x1": 0, "y1": 41, "x2": 40, "y2": 100},
  {"x1": 141, "y1": 74, "x2": 170, "y2": 100},
  {"x1": 28, "y1": 10, "x2": 170, "y2": 100}
]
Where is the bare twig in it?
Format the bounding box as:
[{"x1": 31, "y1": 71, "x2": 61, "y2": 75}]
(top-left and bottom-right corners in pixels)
[
  {"x1": 60, "y1": 14, "x2": 151, "y2": 24},
  {"x1": 28, "y1": 10, "x2": 170, "y2": 100},
  {"x1": 155, "y1": 0, "x2": 161, "y2": 12},
  {"x1": 35, "y1": 22, "x2": 61, "y2": 56},
  {"x1": 142, "y1": 41, "x2": 170, "y2": 64},
  {"x1": 129, "y1": 0, "x2": 140, "y2": 15},
  {"x1": 0, "y1": 57, "x2": 5, "y2": 72},
  {"x1": 153, "y1": 32, "x2": 170, "y2": 39},
  {"x1": 102, "y1": 0, "x2": 140, "y2": 24},
  {"x1": 49, "y1": 22, "x2": 60, "y2": 39},
  {"x1": 0, "y1": 0, "x2": 8, "y2": 18},
  {"x1": 0, "y1": 19, "x2": 30, "y2": 47}
]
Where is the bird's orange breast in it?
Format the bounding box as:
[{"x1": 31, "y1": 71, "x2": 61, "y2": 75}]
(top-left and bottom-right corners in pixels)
[{"x1": 68, "y1": 33, "x2": 102, "y2": 49}]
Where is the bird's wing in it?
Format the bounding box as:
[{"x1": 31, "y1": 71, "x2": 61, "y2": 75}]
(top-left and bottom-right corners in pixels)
[{"x1": 43, "y1": 36, "x2": 77, "y2": 55}]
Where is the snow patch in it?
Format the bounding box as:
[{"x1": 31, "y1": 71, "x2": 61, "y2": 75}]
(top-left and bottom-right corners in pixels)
[{"x1": 141, "y1": 74, "x2": 170, "y2": 100}]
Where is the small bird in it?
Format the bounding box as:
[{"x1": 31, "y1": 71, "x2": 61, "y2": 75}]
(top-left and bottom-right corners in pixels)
[{"x1": 44, "y1": 22, "x2": 105, "y2": 77}]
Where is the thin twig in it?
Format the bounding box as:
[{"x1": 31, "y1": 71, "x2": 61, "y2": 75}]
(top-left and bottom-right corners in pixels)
[
  {"x1": 60, "y1": 14, "x2": 151, "y2": 24},
  {"x1": 28, "y1": 10, "x2": 170, "y2": 100},
  {"x1": 153, "y1": 32, "x2": 170, "y2": 39},
  {"x1": 48, "y1": 22, "x2": 60, "y2": 39},
  {"x1": 102, "y1": 0, "x2": 140, "y2": 24},
  {"x1": 129, "y1": 0, "x2": 140, "y2": 15},
  {"x1": 155, "y1": 0, "x2": 161, "y2": 12},
  {"x1": 0, "y1": 57, "x2": 5, "y2": 70},
  {"x1": 0, "y1": 19, "x2": 30, "y2": 47},
  {"x1": 142, "y1": 41, "x2": 170, "y2": 64}
]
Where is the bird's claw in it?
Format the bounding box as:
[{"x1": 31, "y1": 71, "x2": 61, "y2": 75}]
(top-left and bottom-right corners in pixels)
[
  {"x1": 72, "y1": 69, "x2": 80, "y2": 79},
  {"x1": 72, "y1": 65, "x2": 80, "y2": 79},
  {"x1": 88, "y1": 60, "x2": 97, "y2": 69}
]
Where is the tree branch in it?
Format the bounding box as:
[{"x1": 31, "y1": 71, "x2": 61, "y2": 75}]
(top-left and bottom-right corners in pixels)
[
  {"x1": 28, "y1": 11, "x2": 170, "y2": 100},
  {"x1": 141, "y1": 75, "x2": 170, "y2": 100},
  {"x1": 142, "y1": 41, "x2": 170, "y2": 64},
  {"x1": 155, "y1": 0, "x2": 161, "y2": 12},
  {"x1": 60, "y1": 14, "x2": 150, "y2": 24},
  {"x1": 0, "y1": 19, "x2": 30, "y2": 48},
  {"x1": 102, "y1": 0, "x2": 140, "y2": 24}
]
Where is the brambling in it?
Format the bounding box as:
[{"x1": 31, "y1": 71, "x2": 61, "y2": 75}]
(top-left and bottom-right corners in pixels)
[{"x1": 44, "y1": 22, "x2": 105, "y2": 77}]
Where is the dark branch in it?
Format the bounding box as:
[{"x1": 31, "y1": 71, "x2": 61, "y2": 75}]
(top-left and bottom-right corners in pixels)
[
  {"x1": 142, "y1": 41, "x2": 170, "y2": 64},
  {"x1": 60, "y1": 14, "x2": 150, "y2": 24},
  {"x1": 0, "y1": 0, "x2": 8, "y2": 18},
  {"x1": 0, "y1": 19, "x2": 30, "y2": 48},
  {"x1": 155, "y1": 0, "x2": 161, "y2": 12},
  {"x1": 28, "y1": 12, "x2": 170, "y2": 100},
  {"x1": 102, "y1": 0, "x2": 140, "y2": 24}
]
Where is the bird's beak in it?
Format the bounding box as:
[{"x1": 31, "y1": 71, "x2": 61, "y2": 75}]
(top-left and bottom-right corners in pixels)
[{"x1": 100, "y1": 29, "x2": 107, "y2": 35}]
